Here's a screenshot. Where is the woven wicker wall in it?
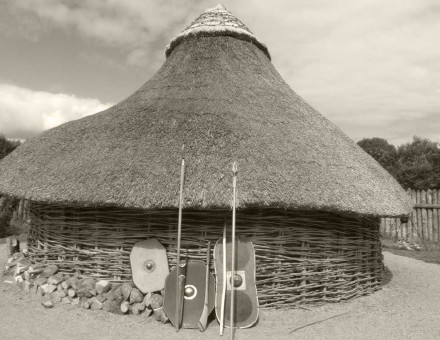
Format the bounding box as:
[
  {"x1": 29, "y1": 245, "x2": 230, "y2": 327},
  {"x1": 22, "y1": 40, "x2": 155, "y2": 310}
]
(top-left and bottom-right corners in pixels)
[{"x1": 27, "y1": 203, "x2": 383, "y2": 308}]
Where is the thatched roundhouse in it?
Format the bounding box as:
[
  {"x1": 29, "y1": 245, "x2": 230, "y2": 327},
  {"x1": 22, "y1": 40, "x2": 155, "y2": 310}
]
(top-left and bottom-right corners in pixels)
[{"x1": 0, "y1": 5, "x2": 411, "y2": 308}]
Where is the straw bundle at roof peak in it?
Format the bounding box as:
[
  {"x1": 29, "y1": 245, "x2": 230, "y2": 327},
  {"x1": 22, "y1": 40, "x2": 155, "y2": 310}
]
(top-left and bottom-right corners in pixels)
[
  {"x1": 165, "y1": 4, "x2": 270, "y2": 60},
  {"x1": 0, "y1": 6, "x2": 411, "y2": 217}
]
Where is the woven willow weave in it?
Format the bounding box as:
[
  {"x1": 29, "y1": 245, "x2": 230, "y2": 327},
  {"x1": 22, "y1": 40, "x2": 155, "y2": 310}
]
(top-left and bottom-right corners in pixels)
[{"x1": 27, "y1": 203, "x2": 383, "y2": 308}]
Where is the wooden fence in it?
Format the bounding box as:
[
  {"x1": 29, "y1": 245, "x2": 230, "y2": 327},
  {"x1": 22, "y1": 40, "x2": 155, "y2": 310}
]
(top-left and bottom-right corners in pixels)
[{"x1": 381, "y1": 189, "x2": 440, "y2": 244}]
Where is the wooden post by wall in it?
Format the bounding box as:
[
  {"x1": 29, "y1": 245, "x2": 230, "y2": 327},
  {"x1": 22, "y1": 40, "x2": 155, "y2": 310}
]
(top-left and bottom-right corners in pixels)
[{"x1": 5, "y1": 236, "x2": 20, "y2": 258}]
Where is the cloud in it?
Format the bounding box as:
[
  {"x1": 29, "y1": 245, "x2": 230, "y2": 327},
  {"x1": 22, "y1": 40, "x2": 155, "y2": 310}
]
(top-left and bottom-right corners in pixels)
[
  {"x1": 0, "y1": 83, "x2": 112, "y2": 139},
  {"x1": 241, "y1": 0, "x2": 440, "y2": 146},
  {"x1": 3, "y1": 0, "x2": 440, "y2": 146},
  {"x1": 6, "y1": 0, "x2": 204, "y2": 67}
]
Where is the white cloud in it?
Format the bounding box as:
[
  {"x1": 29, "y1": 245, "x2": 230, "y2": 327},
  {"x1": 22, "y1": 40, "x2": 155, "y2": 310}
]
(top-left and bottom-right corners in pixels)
[
  {"x1": 6, "y1": 0, "x2": 204, "y2": 67},
  {"x1": 0, "y1": 83, "x2": 112, "y2": 139},
  {"x1": 3, "y1": 0, "x2": 440, "y2": 146},
  {"x1": 240, "y1": 0, "x2": 440, "y2": 146}
]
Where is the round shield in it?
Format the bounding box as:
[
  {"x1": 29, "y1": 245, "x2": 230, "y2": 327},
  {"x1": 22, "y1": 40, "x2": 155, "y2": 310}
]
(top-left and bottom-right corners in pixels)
[{"x1": 130, "y1": 238, "x2": 169, "y2": 293}]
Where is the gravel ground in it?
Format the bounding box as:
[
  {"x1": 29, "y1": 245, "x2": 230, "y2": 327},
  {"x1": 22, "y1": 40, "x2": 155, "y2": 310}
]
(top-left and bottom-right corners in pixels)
[{"x1": 1, "y1": 245, "x2": 439, "y2": 340}]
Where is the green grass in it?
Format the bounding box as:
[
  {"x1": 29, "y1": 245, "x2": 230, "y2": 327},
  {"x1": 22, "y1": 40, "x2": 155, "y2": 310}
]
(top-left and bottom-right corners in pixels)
[{"x1": 381, "y1": 237, "x2": 440, "y2": 265}]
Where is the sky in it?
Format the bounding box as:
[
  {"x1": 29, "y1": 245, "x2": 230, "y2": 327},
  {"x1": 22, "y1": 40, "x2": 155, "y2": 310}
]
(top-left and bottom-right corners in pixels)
[{"x1": 0, "y1": 0, "x2": 439, "y2": 146}]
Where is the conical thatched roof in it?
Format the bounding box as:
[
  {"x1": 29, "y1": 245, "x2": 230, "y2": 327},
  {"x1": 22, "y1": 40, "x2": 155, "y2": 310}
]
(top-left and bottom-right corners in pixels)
[{"x1": 0, "y1": 5, "x2": 411, "y2": 217}]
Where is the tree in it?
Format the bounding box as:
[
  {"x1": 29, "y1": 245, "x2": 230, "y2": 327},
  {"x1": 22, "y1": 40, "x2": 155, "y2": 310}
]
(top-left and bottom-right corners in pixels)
[
  {"x1": 395, "y1": 136, "x2": 440, "y2": 190},
  {"x1": 359, "y1": 136, "x2": 440, "y2": 190},
  {"x1": 357, "y1": 137, "x2": 398, "y2": 178}
]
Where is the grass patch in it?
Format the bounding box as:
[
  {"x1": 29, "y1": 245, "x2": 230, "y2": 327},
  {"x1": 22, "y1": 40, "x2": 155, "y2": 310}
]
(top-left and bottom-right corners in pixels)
[{"x1": 381, "y1": 237, "x2": 440, "y2": 265}]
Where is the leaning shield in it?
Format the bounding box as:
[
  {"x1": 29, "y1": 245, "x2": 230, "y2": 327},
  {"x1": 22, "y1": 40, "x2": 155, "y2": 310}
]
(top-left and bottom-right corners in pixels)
[
  {"x1": 163, "y1": 261, "x2": 216, "y2": 328},
  {"x1": 130, "y1": 238, "x2": 169, "y2": 293}
]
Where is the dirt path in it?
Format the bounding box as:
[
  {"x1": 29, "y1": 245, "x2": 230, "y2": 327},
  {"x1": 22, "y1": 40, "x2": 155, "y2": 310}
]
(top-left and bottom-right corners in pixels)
[{"x1": 1, "y1": 246, "x2": 439, "y2": 340}]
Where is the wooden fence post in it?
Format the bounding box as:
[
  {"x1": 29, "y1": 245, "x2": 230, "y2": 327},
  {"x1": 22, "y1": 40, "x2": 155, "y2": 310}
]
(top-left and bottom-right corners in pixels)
[
  {"x1": 5, "y1": 236, "x2": 20, "y2": 258},
  {"x1": 407, "y1": 189, "x2": 414, "y2": 240},
  {"x1": 433, "y1": 189, "x2": 439, "y2": 243},
  {"x1": 427, "y1": 190, "x2": 433, "y2": 241}
]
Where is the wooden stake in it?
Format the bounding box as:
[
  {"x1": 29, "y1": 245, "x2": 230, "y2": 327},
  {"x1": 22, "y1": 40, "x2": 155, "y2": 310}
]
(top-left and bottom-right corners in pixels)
[
  {"x1": 5, "y1": 236, "x2": 19, "y2": 259},
  {"x1": 230, "y1": 162, "x2": 237, "y2": 340}
]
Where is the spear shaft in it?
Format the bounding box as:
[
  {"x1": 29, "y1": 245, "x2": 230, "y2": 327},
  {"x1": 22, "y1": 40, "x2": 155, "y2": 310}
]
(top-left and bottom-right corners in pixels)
[
  {"x1": 219, "y1": 218, "x2": 227, "y2": 335},
  {"x1": 230, "y1": 162, "x2": 237, "y2": 340},
  {"x1": 175, "y1": 155, "x2": 185, "y2": 331}
]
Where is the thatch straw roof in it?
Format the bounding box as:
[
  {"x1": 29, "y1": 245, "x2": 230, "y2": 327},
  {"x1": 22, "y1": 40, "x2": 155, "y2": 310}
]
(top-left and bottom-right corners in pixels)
[
  {"x1": 0, "y1": 5, "x2": 411, "y2": 217},
  {"x1": 166, "y1": 4, "x2": 270, "y2": 60}
]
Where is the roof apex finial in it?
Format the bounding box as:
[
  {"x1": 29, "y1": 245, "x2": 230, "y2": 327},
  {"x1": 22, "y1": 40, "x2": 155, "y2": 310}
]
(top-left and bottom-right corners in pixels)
[
  {"x1": 213, "y1": 4, "x2": 226, "y2": 10},
  {"x1": 165, "y1": 4, "x2": 270, "y2": 59}
]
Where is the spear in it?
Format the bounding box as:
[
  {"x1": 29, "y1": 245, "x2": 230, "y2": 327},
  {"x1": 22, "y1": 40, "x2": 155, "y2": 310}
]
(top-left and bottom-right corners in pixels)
[
  {"x1": 175, "y1": 148, "x2": 185, "y2": 332},
  {"x1": 230, "y1": 162, "x2": 237, "y2": 340}
]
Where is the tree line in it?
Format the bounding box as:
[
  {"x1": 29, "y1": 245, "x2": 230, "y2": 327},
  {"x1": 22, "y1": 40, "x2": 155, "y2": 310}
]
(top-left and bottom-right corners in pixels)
[{"x1": 358, "y1": 136, "x2": 440, "y2": 190}]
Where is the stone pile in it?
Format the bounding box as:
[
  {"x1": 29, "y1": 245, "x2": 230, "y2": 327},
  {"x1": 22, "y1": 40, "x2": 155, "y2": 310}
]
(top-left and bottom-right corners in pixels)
[{"x1": 4, "y1": 251, "x2": 168, "y2": 322}]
